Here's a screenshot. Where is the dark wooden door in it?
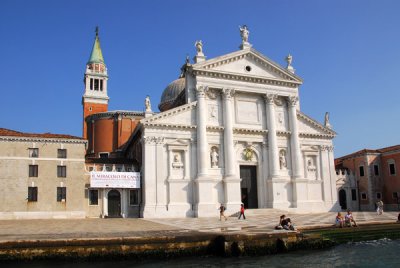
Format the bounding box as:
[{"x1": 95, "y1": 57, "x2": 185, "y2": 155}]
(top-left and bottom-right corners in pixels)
[
  {"x1": 108, "y1": 190, "x2": 121, "y2": 217},
  {"x1": 240, "y1": 166, "x2": 258, "y2": 209},
  {"x1": 339, "y1": 189, "x2": 347, "y2": 210}
]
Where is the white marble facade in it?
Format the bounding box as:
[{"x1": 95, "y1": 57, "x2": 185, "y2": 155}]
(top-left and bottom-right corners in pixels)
[{"x1": 140, "y1": 33, "x2": 339, "y2": 218}]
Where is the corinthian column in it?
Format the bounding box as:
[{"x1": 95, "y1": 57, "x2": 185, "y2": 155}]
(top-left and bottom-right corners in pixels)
[
  {"x1": 287, "y1": 96, "x2": 303, "y2": 179},
  {"x1": 195, "y1": 86, "x2": 214, "y2": 217},
  {"x1": 222, "y1": 88, "x2": 235, "y2": 178},
  {"x1": 222, "y1": 88, "x2": 241, "y2": 208},
  {"x1": 265, "y1": 94, "x2": 279, "y2": 178},
  {"x1": 196, "y1": 86, "x2": 208, "y2": 177}
]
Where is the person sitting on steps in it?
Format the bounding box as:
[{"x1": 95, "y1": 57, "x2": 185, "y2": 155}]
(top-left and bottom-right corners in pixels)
[{"x1": 345, "y1": 210, "x2": 358, "y2": 227}]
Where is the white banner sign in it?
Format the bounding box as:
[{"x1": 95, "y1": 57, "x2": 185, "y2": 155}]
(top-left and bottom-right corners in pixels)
[{"x1": 90, "y1": 172, "x2": 140, "y2": 188}]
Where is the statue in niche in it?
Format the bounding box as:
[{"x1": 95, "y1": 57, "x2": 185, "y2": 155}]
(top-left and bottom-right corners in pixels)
[
  {"x1": 239, "y1": 25, "x2": 249, "y2": 43},
  {"x1": 145, "y1": 95, "x2": 151, "y2": 112},
  {"x1": 279, "y1": 150, "x2": 287, "y2": 170},
  {"x1": 210, "y1": 147, "x2": 219, "y2": 168},
  {"x1": 210, "y1": 106, "x2": 217, "y2": 119},
  {"x1": 172, "y1": 152, "x2": 183, "y2": 168}
]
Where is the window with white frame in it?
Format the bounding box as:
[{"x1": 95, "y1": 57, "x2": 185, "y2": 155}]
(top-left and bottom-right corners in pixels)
[
  {"x1": 57, "y1": 149, "x2": 67, "y2": 158},
  {"x1": 29, "y1": 148, "x2": 39, "y2": 158}
]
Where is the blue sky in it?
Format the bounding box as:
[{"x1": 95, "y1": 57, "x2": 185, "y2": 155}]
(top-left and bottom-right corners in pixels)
[{"x1": 0, "y1": 0, "x2": 399, "y2": 157}]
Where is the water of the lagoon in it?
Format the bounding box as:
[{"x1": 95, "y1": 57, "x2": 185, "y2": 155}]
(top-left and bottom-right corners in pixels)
[{"x1": 3, "y1": 238, "x2": 400, "y2": 268}]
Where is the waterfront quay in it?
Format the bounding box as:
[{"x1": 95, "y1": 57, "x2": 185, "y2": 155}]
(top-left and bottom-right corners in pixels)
[{"x1": 0, "y1": 210, "x2": 399, "y2": 260}]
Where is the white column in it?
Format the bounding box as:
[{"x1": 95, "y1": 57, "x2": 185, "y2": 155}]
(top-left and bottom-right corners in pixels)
[
  {"x1": 222, "y1": 88, "x2": 235, "y2": 178},
  {"x1": 265, "y1": 94, "x2": 279, "y2": 178},
  {"x1": 195, "y1": 86, "x2": 214, "y2": 217},
  {"x1": 222, "y1": 88, "x2": 241, "y2": 208},
  {"x1": 196, "y1": 86, "x2": 208, "y2": 177},
  {"x1": 288, "y1": 96, "x2": 303, "y2": 179}
]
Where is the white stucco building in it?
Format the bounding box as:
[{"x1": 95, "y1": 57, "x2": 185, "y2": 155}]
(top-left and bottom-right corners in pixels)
[{"x1": 138, "y1": 27, "x2": 340, "y2": 218}]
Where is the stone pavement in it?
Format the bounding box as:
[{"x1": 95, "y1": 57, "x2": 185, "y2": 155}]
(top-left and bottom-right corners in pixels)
[{"x1": 0, "y1": 210, "x2": 398, "y2": 241}]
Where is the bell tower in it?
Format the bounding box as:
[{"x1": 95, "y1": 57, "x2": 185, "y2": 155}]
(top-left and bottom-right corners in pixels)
[{"x1": 82, "y1": 27, "x2": 109, "y2": 138}]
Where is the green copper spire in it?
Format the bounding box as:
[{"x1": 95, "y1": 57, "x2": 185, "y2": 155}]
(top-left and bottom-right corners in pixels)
[{"x1": 87, "y1": 26, "x2": 105, "y2": 64}]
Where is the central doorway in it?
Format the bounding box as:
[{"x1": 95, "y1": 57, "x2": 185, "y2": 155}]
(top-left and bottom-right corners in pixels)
[
  {"x1": 108, "y1": 190, "x2": 121, "y2": 217},
  {"x1": 240, "y1": 165, "x2": 258, "y2": 209}
]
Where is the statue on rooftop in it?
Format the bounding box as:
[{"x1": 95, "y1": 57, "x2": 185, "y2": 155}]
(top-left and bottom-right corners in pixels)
[
  {"x1": 195, "y1": 40, "x2": 204, "y2": 56},
  {"x1": 239, "y1": 25, "x2": 249, "y2": 43},
  {"x1": 145, "y1": 95, "x2": 151, "y2": 112}
]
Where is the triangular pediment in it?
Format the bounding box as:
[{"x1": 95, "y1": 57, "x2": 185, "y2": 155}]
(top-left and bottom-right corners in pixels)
[
  {"x1": 141, "y1": 102, "x2": 197, "y2": 127},
  {"x1": 297, "y1": 111, "x2": 336, "y2": 138},
  {"x1": 192, "y1": 48, "x2": 302, "y2": 84}
]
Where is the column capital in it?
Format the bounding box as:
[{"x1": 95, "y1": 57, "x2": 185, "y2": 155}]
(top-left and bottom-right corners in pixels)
[
  {"x1": 287, "y1": 95, "x2": 299, "y2": 106},
  {"x1": 264, "y1": 93, "x2": 277, "y2": 104},
  {"x1": 222, "y1": 88, "x2": 235, "y2": 99},
  {"x1": 196, "y1": 86, "x2": 207, "y2": 98},
  {"x1": 320, "y1": 145, "x2": 334, "y2": 152}
]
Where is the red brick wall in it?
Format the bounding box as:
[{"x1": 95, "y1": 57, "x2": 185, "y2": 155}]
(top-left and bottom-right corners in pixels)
[{"x1": 82, "y1": 102, "x2": 108, "y2": 139}]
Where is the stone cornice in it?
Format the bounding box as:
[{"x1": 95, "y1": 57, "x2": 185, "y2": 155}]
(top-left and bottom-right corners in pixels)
[
  {"x1": 233, "y1": 128, "x2": 267, "y2": 135},
  {"x1": 277, "y1": 130, "x2": 291, "y2": 137},
  {"x1": 86, "y1": 110, "x2": 144, "y2": 122},
  {"x1": 141, "y1": 102, "x2": 197, "y2": 124},
  {"x1": 297, "y1": 111, "x2": 336, "y2": 136},
  {"x1": 141, "y1": 123, "x2": 196, "y2": 130},
  {"x1": 299, "y1": 133, "x2": 335, "y2": 139},
  {"x1": 0, "y1": 136, "x2": 87, "y2": 144},
  {"x1": 207, "y1": 126, "x2": 224, "y2": 131},
  {"x1": 192, "y1": 69, "x2": 300, "y2": 88}
]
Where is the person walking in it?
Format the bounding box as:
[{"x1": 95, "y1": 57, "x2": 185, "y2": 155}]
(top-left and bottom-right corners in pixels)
[
  {"x1": 238, "y1": 204, "x2": 246, "y2": 220},
  {"x1": 376, "y1": 200, "x2": 384, "y2": 215},
  {"x1": 219, "y1": 204, "x2": 227, "y2": 221}
]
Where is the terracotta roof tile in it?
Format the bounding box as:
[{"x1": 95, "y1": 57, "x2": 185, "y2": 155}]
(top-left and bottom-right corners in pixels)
[{"x1": 0, "y1": 128, "x2": 83, "y2": 140}]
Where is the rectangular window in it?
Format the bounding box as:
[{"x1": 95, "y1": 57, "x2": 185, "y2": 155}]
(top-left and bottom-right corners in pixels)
[
  {"x1": 57, "y1": 187, "x2": 66, "y2": 202},
  {"x1": 29, "y1": 148, "x2": 39, "y2": 158},
  {"x1": 29, "y1": 165, "x2": 38, "y2": 177},
  {"x1": 57, "y1": 149, "x2": 67, "y2": 158},
  {"x1": 351, "y1": 189, "x2": 357, "y2": 201},
  {"x1": 129, "y1": 189, "x2": 139, "y2": 206},
  {"x1": 361, "y1": 193, "x2": 367, "y2": 200},
  {"x1": 28, "y1": 187, "x2": 38, "y2": 202},
  {"x1": 389, "y1": 163, "x2": 396, "y2": 175},
  {"x1": 359, "y1": 166, "x2": 365, "y2": 177},
  {"x1": 90, "y1": 78, "x2": 93, "y2": 90},
  {"x1": 100, "y1": 79, "x2": 103, "y2": 91},
  {"x1": 393, "y1": 192, "x2": 399, "y2": 199},
  {"x1": 57, "y1": 166, "x2": 67, "y2": 177},
  {"x1": 94, "y1": 79, "x2": 99, "y2": 90},
  {"x1": 374, "y1": 165, "x2": 379, "y2": 176},
  {"x1": 89, "y1": 189, "x2": 98, "y2": 205},
  {"x1": 376, "y1": 192, "x2": 382, "y2": 199}
]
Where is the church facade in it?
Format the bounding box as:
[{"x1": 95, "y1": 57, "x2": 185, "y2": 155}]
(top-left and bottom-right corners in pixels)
[{"x1": 134, "y1": 27, "x2": 340, "y2": 218}]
